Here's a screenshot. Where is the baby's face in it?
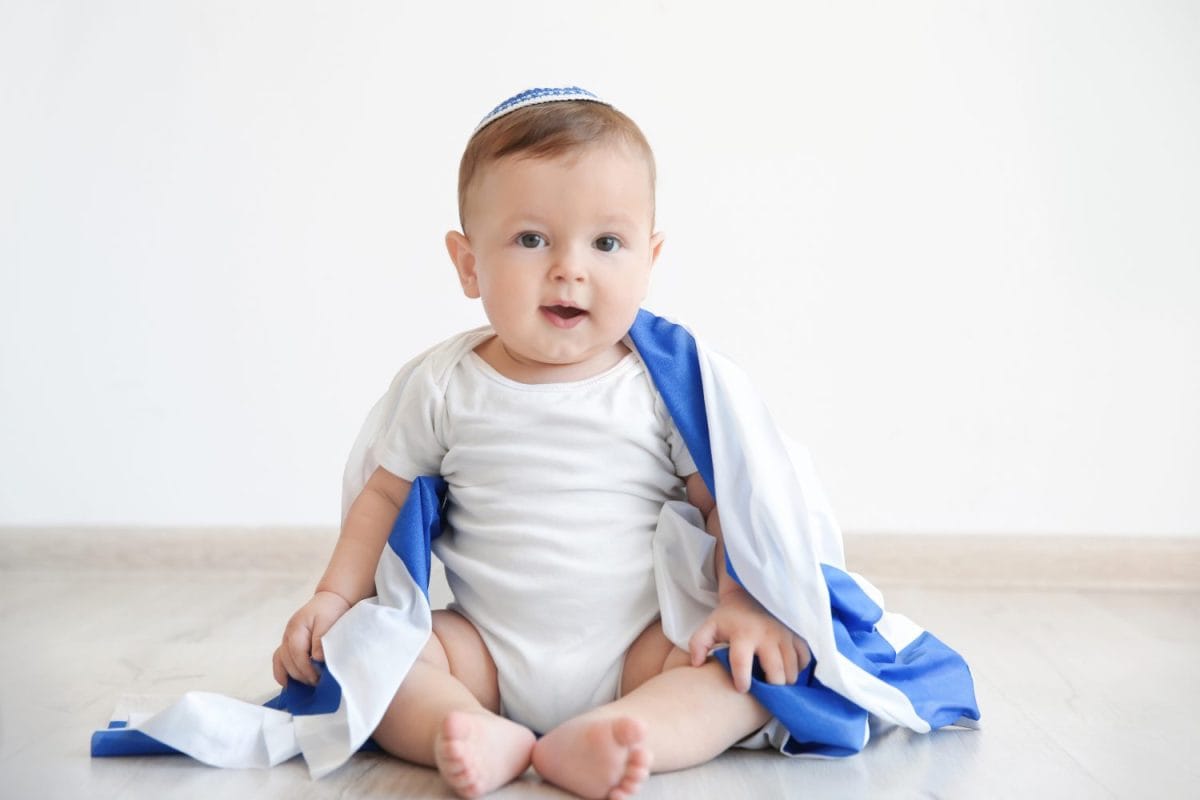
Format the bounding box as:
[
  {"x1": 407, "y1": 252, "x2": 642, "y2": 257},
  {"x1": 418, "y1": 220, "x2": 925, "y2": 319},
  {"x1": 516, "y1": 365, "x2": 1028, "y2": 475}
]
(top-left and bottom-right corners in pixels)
[{"x1": 452, "y1": 143, "x2": 662, "y2": 380}]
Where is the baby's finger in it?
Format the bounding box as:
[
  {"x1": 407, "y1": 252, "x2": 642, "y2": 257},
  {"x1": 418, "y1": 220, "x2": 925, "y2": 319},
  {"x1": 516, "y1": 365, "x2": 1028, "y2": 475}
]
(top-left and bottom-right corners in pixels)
[
  {"x1": 794, "y1": 637, "x2": 812, "y2": 671},
  {"x1": 758, "y1": 645, "x2": 786, "y2": 685},
  {"x1": 689, "y1": 622, "x2": 717, "y2": 667},
  {"x1": 278, "y1": 642, "x2": 305, "y2": 685},
  {"x1": 284, "y1": 629, "x2": 318, "y2": 684},
  {"x1": 729, "y1": 640, "x2": 754, "y2": 693},
  {"x1": 781, "y1": 640, "x2": 800, "y2": 684},
  {"x1": 272, "y1": 647, "x2": 288, "y2": 687},
  {"x1": 282, "y1": 640, "x2": 312, "y2": 684},
  {"x1": 312, "y1": 632, "x2": 325, "y2": 663}
]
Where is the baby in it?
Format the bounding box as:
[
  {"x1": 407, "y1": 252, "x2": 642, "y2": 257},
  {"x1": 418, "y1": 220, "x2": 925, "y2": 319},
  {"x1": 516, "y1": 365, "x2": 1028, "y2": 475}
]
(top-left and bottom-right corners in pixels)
[{"x1": 272, "y1": 87, "x2": 810, "y2": 800}]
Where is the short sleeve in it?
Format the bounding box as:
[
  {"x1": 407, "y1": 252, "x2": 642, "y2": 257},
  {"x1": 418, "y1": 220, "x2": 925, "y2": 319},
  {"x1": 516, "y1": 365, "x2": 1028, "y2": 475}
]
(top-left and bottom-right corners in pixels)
[
  {"x1": 665, "y1": 406, "x2": 697, "y2": 478},
  {"x1": 369, "y1": 368, "x2": 448, "y2": 481}
]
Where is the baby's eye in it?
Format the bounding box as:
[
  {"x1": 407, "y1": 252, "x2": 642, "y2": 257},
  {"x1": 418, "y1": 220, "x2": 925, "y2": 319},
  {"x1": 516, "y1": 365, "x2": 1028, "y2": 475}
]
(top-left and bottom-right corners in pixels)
[
  {"x1": 518, "y1": 232, "x2": 546, "y2": 249},
  {"x1": 594, "y1": 236, "x2": 622, "y2": 253}
]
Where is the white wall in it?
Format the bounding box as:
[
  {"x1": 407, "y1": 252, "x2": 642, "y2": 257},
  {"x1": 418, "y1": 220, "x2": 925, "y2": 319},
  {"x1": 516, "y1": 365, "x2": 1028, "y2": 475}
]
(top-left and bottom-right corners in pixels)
[{"x1": 2, "y1": 1, "x2": 1197, "y2": 535}]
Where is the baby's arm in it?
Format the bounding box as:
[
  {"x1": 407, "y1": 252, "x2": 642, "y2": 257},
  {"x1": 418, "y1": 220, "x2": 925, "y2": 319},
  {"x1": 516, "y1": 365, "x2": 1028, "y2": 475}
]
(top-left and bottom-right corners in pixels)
[
  {"x1": 272, "y1": 466, "x2": 412, "y2": 686},
  {"x1": 683, "y1": 473, "x2": 811, "y2": 693}
]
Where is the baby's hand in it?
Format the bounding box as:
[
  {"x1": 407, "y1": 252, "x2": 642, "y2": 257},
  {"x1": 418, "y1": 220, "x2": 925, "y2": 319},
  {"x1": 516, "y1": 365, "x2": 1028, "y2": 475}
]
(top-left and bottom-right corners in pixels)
[
  {"x1": 688, "y1": 589, "x2": 811, "y2": 694},
  {"x1": 272, "y1": 590, "x2": 352, "y2": 687}
]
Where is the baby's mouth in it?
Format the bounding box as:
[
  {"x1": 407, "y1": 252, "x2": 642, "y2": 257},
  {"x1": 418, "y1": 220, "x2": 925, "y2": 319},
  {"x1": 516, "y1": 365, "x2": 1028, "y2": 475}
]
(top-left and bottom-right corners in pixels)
[{"x1": 542, "y1": 305, "x2": 587, "y2": 320}]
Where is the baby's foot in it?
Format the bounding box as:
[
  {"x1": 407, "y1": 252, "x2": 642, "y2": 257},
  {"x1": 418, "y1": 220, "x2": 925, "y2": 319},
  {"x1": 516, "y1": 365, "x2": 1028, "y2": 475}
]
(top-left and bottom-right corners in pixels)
[
  {"x1": 531, "y1": 715, "x2": 652, "y2": 800},
  {"x1": 434, "y1": 710, "x2": 536, "y2": 798}
]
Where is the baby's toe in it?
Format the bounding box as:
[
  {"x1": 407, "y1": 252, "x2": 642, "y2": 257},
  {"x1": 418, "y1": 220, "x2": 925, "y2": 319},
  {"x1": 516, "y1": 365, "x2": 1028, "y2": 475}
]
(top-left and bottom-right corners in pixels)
[{"x1": 611, "y1": 717, "x2": 647, "y2": 748}]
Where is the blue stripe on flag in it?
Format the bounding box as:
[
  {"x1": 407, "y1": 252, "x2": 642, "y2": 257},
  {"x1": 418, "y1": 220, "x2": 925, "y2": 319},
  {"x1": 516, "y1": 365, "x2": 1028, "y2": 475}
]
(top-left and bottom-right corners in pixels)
[
  {"x1": 91, "y1": 726, "x2": 183, "y2": 757},
  {"x1": 890, "y1": 631, "x2": 981, "y2": 728},
  {"x1": 821, "y1": 564, "x2": 980, "y2": 729},
  {"x1": 387, "y1": 475, "x2": 448, "y2": 599},
  {"x1": 628, "y1": 310, "x2": 715, "y2": 494},
  {"x1": 265, "y1": 660, "x2": 343, "y2": 716}
]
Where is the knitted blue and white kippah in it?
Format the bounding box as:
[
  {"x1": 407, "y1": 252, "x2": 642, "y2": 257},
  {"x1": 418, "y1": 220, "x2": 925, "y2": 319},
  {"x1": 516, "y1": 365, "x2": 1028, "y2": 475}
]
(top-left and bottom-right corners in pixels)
[{"x1": 473, "y1": 86, "x2": 610, "y2": 134}]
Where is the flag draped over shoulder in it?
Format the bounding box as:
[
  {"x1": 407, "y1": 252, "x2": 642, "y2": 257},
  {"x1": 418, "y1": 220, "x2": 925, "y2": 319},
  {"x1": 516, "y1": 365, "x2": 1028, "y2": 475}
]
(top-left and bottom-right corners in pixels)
[{"x1": 91, "y1": 309, "x2": 979, "y2": 775}]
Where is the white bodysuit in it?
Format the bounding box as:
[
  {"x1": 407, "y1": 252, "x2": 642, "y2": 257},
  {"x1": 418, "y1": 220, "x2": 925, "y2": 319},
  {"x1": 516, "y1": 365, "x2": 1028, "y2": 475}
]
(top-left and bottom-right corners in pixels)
[{"x1": 371, "y1": 346, "x2": 696, "y2": 733}]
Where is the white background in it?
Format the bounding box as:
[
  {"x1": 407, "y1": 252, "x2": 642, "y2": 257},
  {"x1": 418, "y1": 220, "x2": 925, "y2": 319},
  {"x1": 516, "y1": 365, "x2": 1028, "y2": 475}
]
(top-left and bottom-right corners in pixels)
[{"x1": 2, "y1": 1, "x2": 1197, "y2": 535}]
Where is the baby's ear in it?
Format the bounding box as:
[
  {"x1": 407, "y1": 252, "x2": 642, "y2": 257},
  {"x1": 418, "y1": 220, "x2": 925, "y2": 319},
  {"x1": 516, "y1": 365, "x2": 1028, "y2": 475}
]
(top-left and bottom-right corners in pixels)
[
  {"x1": 445, "y1": 231, "x2": 480, "y2": 299},
  {"x1": 649, "y1": 231, "x2": 666, "y2": 267}
]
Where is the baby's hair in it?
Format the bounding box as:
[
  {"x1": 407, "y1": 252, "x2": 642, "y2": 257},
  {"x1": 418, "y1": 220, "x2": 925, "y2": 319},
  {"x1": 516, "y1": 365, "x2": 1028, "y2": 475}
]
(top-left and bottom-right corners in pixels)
[{"x1": 457, "y1": 100, "x2": 657, "y2": 231}]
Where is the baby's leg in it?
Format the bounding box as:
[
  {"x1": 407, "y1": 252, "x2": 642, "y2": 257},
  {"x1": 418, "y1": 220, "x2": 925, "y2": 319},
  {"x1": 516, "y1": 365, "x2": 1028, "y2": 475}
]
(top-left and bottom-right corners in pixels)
[
  {"x1": 373, "y1": 609, "x2": 535, "y2": 798},
  {"x1": 531, "y1": 620, "x2": 769, "y2": 799}
]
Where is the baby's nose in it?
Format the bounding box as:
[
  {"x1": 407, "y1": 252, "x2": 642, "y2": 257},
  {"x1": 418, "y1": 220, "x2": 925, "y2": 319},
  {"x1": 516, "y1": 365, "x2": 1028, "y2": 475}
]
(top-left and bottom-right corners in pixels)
[{"x1": 549, "y1": 249, "x2": 588, "y2": 282}]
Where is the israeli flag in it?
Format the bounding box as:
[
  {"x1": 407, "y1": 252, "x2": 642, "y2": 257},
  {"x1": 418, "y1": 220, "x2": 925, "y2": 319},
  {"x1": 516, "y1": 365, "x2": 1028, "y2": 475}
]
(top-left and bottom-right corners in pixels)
[{"x1": 92, "y1": 310, "x2": 979, "y2": 774}]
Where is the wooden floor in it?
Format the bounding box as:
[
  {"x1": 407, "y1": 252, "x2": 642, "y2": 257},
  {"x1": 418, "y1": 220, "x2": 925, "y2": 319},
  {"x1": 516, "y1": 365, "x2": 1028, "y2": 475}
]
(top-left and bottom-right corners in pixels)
[{"x1": 1, "y1": 529, "x2": 1197, "y2": 799}]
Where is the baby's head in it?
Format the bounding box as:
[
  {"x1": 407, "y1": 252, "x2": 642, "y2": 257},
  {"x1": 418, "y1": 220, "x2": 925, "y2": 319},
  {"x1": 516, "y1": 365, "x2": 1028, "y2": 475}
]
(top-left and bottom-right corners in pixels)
[
  {"x1": 446, "y1": 88, "x2": 665, "y2": 381},
  {"x1": 456, "y1": 88, "x2": 657, "y2": 232}
]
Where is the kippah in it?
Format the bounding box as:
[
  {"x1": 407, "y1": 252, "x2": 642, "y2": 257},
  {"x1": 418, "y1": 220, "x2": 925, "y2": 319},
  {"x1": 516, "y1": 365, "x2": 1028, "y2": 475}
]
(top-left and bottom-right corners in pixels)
[{"x1": 473, "y1": 86, "x2": 610, "y2": 134}]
